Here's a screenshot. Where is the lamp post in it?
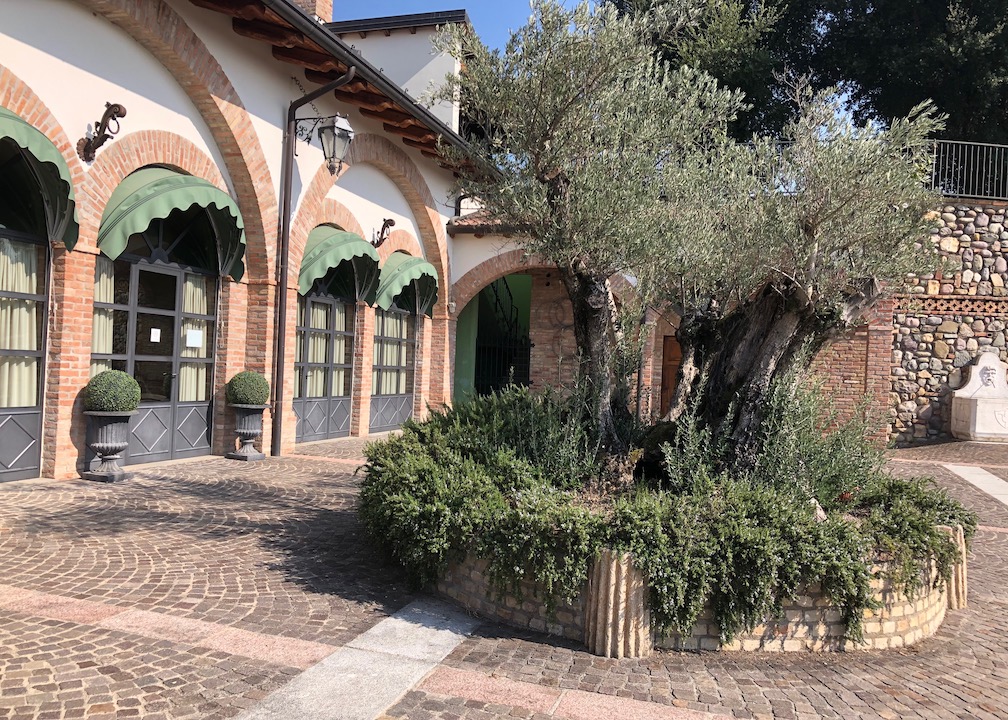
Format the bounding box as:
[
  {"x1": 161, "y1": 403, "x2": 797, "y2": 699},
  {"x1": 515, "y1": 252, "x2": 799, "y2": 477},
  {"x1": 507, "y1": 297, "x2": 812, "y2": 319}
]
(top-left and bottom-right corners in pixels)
[{"x1": 272, "y1": 67, "x2": 356, "y2": 457}]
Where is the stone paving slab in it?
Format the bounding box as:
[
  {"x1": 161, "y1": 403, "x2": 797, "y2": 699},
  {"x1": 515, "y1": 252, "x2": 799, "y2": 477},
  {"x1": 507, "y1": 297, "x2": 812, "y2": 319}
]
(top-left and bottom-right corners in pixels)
[
  {"x1": 0, "y1": 454, "x2": 413, "y2": 720},
  {"x1": 404, "y1": 457, "x2": 1008, "y2": 720}
]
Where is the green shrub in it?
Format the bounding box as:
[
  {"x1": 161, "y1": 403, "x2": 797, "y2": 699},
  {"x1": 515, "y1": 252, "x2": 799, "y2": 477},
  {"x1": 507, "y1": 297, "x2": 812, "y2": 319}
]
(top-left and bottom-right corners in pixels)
[
  {"x1": 359, "y1": 376, "x2": 975, "y2": 643},
  {"x1": 226, "y1": 370, "x2": 270, "y2": 405},
  {"x1": 84, "y1": 370, "x2": 141, "y2": 412}
]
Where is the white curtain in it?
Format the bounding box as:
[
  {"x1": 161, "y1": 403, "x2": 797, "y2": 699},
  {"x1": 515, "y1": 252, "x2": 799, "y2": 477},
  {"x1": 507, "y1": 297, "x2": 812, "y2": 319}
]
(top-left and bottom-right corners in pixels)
[
  {"x1": 332, "y1": 303, "x2": 347, "y2": 397},
  {"x1": 373, "y1": 310, "x2": 411, "y2": 396},
  {"x1": 306, "y1": 303, "x2": 329, "y2": 398},
  {"x1": 178, "y1": 275, "x2": 209, "y2": 402},
  {"x1": 0, "y1": 238, "x2": 39, "y2": 408},
  {"x1": 90, "y1": 255, "x2": 114, "y2": 377}
]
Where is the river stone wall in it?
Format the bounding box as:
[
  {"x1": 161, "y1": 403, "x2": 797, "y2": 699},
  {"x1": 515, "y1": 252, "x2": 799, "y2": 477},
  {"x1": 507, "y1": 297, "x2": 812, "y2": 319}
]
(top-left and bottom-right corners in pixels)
[{"x1": 891, "y1": 202, "x2": 1008, "y2": 445}]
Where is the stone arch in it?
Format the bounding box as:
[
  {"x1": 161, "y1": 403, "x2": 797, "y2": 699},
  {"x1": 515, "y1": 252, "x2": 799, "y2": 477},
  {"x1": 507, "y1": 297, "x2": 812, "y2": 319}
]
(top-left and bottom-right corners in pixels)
[
  {"x1": 0, "y1": 64, "x2": 87, "y2": 235},
  {"x1": 0, "y1": 66, "x2": 89, "y2": 479},
  {"x1": 452, "y1": 249, "x2": 550, "y2": 313},
  {"x1": 340, "y1": 134, "x2": 450, "y2": 314},
  {"x1": 78, "y1": 130, "x2": 228, "y2": 252},
  {"x1": 289, "y1": 180, "x2": 367, "y2": 279},
  {"x1": 73, "y1": 0, "x2": 277, "y2": 283},
  {"x1": 378, "y1": 229, "x2": 421, "y2": 262}
]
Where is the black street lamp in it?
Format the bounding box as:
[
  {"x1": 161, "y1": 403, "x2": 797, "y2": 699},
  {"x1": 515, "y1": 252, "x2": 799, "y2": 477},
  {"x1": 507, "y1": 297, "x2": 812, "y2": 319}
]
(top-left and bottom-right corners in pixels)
[{"x1": 272, "y1": 67, "x2": 356, "y2": 457}]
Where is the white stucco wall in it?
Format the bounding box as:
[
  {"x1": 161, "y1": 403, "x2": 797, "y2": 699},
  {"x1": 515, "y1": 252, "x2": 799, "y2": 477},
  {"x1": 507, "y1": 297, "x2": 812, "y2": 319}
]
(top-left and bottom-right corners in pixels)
[
  {"x1": 4, "y1": 0, "x2": 468, "y2": 282},
  {"x1": 450, "y1": 234, "x2": 523, "y2": 285},
  {"x1": 330, "y1": 165, "x2": 422, "y2": 255},
  {"x1": 1, "y1": 0, "x2": 232, "y2": 192},
  {"x1": 341, "y1": 27, "x2": 461, "y2": 132}
]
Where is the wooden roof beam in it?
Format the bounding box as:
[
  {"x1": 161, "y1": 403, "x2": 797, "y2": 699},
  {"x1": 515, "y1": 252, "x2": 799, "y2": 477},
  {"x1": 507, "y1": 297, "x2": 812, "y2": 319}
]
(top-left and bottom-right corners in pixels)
[
  {"x1": 272, "y1": 45, "x2": 344, "y2": 73},
  {"x1": 384, "y1": 123, "x2": 436, "y2": 142},
  {"x1": 332, "y1": 89, "x2": 397, "y2": 112},
  {"x1": 232, "y1": 18, "x2": 316, "y2": 49},
  {"x1": 358, "y1": 107, "x2": 417, "y2": 127},
  {"x1": 189, "y1": 0, "x2": 283, "y2": 24}
]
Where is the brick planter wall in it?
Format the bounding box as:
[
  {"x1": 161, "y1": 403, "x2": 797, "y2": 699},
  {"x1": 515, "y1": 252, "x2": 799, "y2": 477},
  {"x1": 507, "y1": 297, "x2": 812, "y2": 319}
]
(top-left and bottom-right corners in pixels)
[
  {"x1": 436, "y1": 555, "x2": 584, "y2": 642},
  {"x1": 438, "y1": 550, "x2": 960, "y2": 654},
  {"x1": 657, "y1": 563, "x2": 948, "y2": 652}
]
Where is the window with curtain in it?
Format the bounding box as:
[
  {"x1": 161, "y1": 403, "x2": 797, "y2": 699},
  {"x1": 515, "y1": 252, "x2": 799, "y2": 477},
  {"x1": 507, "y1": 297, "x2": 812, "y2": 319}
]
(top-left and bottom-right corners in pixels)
[
  {"x1": 178, "y1": 273, "x2": 215, "y2": 402},
  {"x1": 0, "y1": 235, "x2": 44, "y2": 409},
  {"x1": 372, "y1": 306, "x2": 414, "y2": 397},
  {"x1": 294, "y1": 294, "x2": 354, "y2": 400},
  {"x1": 90, "y1": 256, "x2": 129, "y2": 377}
]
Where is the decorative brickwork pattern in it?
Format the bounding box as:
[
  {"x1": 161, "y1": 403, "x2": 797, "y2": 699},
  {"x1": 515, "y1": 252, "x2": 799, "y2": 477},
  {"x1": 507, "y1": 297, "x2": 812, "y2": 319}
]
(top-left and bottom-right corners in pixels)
[
  {"x1": 892, "y1": 203, "x2": 1008, "y2": 444},
  {"x1": 437, "y1": 555, "x2": 585, "y2": 643}
]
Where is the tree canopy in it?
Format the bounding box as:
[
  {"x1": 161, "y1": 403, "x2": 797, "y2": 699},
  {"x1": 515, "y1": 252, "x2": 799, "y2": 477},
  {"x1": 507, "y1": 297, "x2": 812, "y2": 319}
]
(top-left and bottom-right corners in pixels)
[
  {"x1": 436, "y1": 0, "x2": 942, "y2": 459},
  {"x1": 613, "y1": 0, "x2": 1008, "y2": 143}
]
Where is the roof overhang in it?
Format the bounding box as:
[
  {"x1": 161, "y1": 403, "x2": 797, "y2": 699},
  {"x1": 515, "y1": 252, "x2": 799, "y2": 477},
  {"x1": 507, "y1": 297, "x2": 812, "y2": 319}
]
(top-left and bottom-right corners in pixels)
[
  {"x1": 188, "y1": 0, "x2": 470, "y2": 160},
  {"x1": 327, "y1": 10, "x2": 470, "y2": 37}
]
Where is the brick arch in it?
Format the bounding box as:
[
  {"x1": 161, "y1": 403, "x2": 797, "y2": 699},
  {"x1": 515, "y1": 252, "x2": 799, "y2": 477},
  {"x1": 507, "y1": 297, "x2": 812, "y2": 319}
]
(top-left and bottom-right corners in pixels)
[
  {"x1": 0, "y1": 65, "x2": 87, "y2": 241},
  {"x1": 378, "y1": 229, "x2": 421, "y2": 262},
  {"x1": 289, "y1": 180, "x2": 367, "y2": 280},
  {"x1": 340, "y1": 134, "x2": 450, "y2": 313},
  {"x1": 452, "y1": 249, "x2": 551, "y2": 313},
  {"x1": 74, "y1": 0, "x2": 277, "y2": 283},
  {"x1": 78, "y1": 130, "x2": 227, "y2": 253}
]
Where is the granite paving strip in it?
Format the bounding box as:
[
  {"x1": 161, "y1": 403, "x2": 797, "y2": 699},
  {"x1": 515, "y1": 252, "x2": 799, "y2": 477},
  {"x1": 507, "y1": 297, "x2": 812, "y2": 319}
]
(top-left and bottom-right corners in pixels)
[
  {"x1": 942, "y1": 464, "x2": 1008, "y2": 507},
  {"x1": 413, "y1": 666, "x2": 729, "y2": 720},
  {"x1": 0, "y1": 583, "x2": 336, "y2": 670},
  {"x1": 235, "y1": 598, "x2": 480, "y2": 720}
]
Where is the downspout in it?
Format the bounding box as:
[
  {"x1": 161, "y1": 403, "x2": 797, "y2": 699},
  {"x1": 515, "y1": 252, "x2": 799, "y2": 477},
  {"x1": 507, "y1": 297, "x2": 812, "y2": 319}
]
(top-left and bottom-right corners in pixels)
[{"x1": 271, "y1": 67, "x2": 356, "y2": 457}]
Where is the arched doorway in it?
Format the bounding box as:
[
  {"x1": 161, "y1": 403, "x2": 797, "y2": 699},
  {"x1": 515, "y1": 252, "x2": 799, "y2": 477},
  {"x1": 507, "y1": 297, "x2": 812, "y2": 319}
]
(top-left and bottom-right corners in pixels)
[
  {"x1": 89, "y1": 167, "x2": 245, "y2": 464},
  {"x1": 293, "y1": 225, "x2": 379, "y2": 443},
  {"x1": 454, "y1": 274, "x2": 532, "y2": 400},
  {"x1": 0, "y1": 107, "x2": 77, "y2": 482},
  {"x1": 370, "y1": 251, "x2": 438, "y2": 432}
]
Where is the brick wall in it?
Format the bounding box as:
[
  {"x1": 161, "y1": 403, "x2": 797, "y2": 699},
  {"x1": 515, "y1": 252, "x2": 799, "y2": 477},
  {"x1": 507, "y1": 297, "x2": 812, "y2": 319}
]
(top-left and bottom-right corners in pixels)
[
  {"x1": 438, "y1": 553, "x2": 953, "y2": 653},
  {"x1": 527, "y1": 268, "x2": 578, "y2": 390},
  {"x1": 437, "y1": 555, "x2": 584, "y2": 642},
  {"x1": 659, "y1": 562, "x2": 948, "y2": 652}
]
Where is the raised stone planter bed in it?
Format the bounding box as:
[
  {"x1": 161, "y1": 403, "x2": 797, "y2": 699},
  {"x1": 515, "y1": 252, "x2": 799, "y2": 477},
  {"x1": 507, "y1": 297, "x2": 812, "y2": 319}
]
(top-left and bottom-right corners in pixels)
[{"x1": 437, "y1": 528, "x2": 967, "y2": 657}]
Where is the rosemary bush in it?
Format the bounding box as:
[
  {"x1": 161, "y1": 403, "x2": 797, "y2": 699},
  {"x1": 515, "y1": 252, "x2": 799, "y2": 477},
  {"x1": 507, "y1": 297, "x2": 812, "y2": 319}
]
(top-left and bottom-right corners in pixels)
[{"x1": 359, "y1": 382, "x2": 976, "y2": 643}]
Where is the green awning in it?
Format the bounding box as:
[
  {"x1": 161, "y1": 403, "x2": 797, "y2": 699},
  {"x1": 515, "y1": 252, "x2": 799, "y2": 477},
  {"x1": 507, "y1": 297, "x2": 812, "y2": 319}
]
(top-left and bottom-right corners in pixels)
[
  {"x1": 0, "y1": 106, "x2": 78, "y2": 249},
  {"x1": 299, "y1": 226, "x2": 380, "y2": 301},
  {"x1": 98, "y1": 167, "x2": 246, "y2": 280},
  {"x1": 375, "y1": 251, "x2": 439, "y2": 317}
]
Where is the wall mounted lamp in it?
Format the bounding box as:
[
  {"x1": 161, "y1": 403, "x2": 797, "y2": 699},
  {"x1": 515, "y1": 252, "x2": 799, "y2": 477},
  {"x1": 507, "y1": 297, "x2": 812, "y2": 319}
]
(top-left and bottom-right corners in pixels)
[{"x1": 76, "y1": 102, "x2": 127, "y2": 163}]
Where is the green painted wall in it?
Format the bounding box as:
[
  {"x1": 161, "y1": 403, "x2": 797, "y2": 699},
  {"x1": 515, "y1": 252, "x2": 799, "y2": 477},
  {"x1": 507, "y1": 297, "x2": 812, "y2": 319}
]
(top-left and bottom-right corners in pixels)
[{"x1": 453, "y1": 297, "x2": 479, "y2": 402}]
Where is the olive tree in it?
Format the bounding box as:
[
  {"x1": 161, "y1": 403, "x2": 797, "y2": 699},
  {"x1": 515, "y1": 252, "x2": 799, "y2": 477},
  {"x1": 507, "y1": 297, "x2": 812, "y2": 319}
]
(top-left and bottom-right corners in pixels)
[{"x1": 435, "y1": 0, "x2": 942, "y2": 460}]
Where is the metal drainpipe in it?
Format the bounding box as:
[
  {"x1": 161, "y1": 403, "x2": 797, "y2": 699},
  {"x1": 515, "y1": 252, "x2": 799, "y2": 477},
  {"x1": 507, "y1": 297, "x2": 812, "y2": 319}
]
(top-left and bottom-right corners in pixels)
[{"x1": 271, "y1": 67, "x2": 356, "y2": 457}]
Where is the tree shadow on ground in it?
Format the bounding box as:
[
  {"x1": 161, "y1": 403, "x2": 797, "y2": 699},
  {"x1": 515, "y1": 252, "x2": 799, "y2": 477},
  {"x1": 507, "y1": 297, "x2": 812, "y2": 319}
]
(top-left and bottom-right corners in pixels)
[{"x1": 6, "y1": 458, "x2": 413, "y2": 616}]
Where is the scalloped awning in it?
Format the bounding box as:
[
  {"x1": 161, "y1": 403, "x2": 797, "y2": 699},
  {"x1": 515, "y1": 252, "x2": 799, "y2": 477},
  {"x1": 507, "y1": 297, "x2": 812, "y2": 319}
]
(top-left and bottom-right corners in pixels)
[
  {"x1": 299, "y1": 226, "x2": 379, "y2": 301},
  {"x1": 0, "y1": 106, "x2": 78, "y2": 249},
  {"x1": 375, "y1": 251, "x2": 438, "y2": 317},
  {"x1": 98, "y1": 167, "x2": 246, "y2": 280}
]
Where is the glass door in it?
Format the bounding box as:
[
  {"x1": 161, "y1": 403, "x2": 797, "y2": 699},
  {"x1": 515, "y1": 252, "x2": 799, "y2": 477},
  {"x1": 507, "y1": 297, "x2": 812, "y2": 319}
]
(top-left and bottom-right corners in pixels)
[
  {"x1": 293, "y1": 294, "x2": 354, "y2": 442},
  {"x1": 0, "y1": 233, "x2": 46, "y2": 482},
  {"x1": 124, "y1": 263, "x2": 215, "y2": 463}
]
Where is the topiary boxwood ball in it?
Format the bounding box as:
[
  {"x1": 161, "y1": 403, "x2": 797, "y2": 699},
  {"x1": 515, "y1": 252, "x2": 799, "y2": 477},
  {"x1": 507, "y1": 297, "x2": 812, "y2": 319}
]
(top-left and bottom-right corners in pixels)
[
  {"x1": 84, "y1": 370, "x2": 141, "y2": 413},
  {"x1": 226, "y1": 370, "x2": 270, "y2": 406}
]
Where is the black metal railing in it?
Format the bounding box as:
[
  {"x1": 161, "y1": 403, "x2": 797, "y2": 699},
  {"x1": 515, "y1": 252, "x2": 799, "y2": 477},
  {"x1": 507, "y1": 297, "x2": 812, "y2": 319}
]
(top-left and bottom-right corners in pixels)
[{"x1": 931, "y1": 140, "x2": 1008, "y2": 201}]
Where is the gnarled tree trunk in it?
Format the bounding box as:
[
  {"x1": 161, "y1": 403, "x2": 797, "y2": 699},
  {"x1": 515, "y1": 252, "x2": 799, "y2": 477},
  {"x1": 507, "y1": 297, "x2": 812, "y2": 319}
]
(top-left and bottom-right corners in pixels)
[
  {"x1": 559, "y1": 267, "x2": 632, "y2": 454},
  {"x1": 668, "y1": 283, "x2": 827, "y2": 464}
]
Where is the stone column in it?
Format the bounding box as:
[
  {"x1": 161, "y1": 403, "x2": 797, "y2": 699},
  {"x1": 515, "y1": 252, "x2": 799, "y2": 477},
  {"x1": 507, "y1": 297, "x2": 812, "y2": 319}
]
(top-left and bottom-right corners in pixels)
[{"x1": 584, "y1": 548, "x2": 651, "y2": 658}]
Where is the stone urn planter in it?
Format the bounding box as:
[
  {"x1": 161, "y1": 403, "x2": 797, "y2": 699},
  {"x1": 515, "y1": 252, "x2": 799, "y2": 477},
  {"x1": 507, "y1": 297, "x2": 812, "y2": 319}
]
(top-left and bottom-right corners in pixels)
[
  {"x1": 81, "y1": 370, "x2": 141, "y2": 483},
  {"x1": 225, "y1": 404, "x2": 268, "y2": 461},
  {"x1": 224, "y1": 370, "x2": 270, "y2": 462},
  {"x1": 84, "y1": 410, "x2": 135, "y2": 483}
]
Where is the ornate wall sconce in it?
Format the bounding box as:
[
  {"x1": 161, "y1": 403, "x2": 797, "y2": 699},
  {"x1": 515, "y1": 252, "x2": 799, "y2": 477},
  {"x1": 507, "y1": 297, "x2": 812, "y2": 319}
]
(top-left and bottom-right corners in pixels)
[
  {"x1": 373, "y1": 218, "x2": 395, "y2": 248},
  {"x1": 77, "y1": 102, "x2": 127, "y2": 163}
]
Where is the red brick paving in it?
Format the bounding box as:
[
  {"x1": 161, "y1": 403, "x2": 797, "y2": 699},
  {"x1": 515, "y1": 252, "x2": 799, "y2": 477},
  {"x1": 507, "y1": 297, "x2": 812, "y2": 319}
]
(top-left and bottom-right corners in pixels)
[{"x1": 2, "y1": 437, "x2": 1008, "y2": 720}]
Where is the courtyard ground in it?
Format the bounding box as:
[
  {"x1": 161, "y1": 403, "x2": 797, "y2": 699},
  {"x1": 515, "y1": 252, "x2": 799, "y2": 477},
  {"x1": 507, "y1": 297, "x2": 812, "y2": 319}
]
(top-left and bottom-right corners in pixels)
[{"x1": 0, "y1": 439, "x2": 1005, "y2": 720}]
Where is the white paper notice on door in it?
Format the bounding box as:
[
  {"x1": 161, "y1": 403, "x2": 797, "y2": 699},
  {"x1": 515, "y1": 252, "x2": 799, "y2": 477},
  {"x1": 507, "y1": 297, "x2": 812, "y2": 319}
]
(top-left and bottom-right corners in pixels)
[
  {"x1": 150, "y1": 328, "x2": 161, "y2": 343},
  {"x1": 185, "y1": 328, "x2": 204, "y2": 349}
]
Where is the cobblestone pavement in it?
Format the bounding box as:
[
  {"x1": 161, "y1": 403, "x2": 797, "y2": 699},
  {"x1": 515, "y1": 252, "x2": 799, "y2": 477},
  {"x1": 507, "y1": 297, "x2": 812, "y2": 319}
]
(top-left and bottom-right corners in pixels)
[
  {"x1": 3, "y1": 438, "x2": 1008, "y2": 720},
  {"x1": 293, "y1": 434, "x2": 392, "y2": 462},
  {"x1": 890, "y1": 440, "x2": 1008, "y2": 467},
  {"x1": 388, "y1": 453, "x2": 1008, "y2": 720},
  {"x1": 0, "y1": 454, "x2": 413, "y2": 720}
]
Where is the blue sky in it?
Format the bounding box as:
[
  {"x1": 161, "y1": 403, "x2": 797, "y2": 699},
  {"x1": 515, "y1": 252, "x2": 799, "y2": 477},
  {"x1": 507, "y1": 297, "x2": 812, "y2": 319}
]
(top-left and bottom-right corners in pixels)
[{"x1": 332, "y1": 2, "x2": 574, "y2": 50}]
